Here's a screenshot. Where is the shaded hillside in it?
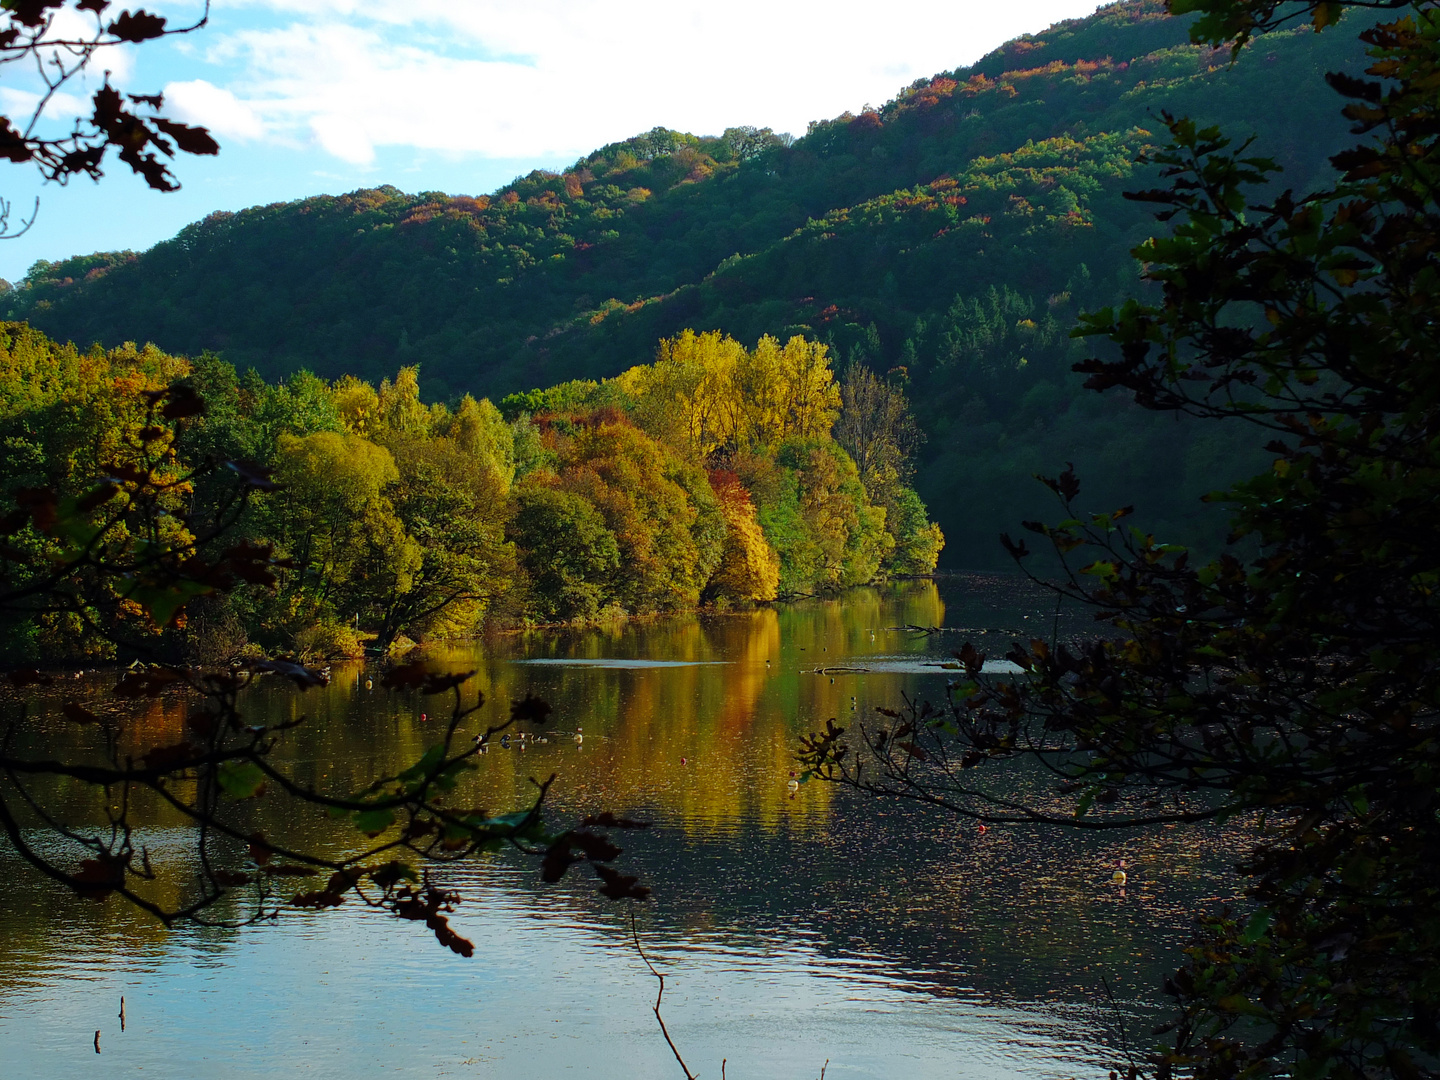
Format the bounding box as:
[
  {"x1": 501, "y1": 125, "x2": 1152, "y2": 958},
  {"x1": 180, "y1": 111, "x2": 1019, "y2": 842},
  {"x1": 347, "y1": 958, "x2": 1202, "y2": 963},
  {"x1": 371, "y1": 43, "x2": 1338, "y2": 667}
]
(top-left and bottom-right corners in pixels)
[{"x1": 1, "y1": 0, "x2": 1370, "y2": 565}]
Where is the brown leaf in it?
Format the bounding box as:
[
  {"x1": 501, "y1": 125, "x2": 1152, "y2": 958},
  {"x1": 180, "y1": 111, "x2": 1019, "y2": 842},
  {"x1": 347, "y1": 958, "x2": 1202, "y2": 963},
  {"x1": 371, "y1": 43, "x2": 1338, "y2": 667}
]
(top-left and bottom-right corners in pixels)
[
  {"x1": 62, "y1": 702, "x2": 100, "y2": 725},
  {"x1": 291, "y1": 891, "x2": 344, "y2": 908},
  {"x1": 541, "y1": 835, "x2": 582, "y2": 883},
  {"x1": 72, "y1": 854, "x2": 127, "y2": 900},
  {"x1": 75, "y1": 482, "x2": 121, "y2": 512},
  {"x1": 594, "y1": 865, "x2": 650, "y2": 901},
  {"x1": 114, "y1": 667, "x2": 181, "y2": 698},
  {"x1": 421, "y1": 670, "x2": 477, "y2": 696},
  {"x1": 108, "y1": 9, "x2": 167, "y2": 41},
  {"x1": 225, "y1": 459, "x2": 280, "y2": 491},
  {"x1": 253, "y1": 658, "x2": 329, "y2": 689},
  {"x1": 142, "y1": 742, "x2": 196, "y2": 771},
  {"x1": 157, "y1": 384, "x2": 206, "y2": 418},
  {"x1": 186, "y1": 713, "x2": 217, "y2": 740},
  {"x1": 896, "y1": 741, "x2": 929, "y2": 762},
  {"x1": 431, "y1": 917, "x2": 475, "y2": 957},
  {"x1": 152, "y1": 118, "x2": 219, "y2": 156},
  {"x1": 580, "y1": 812, "x2": 650, "y2": 829},
  {"x1": 247, "y1": 832, "x2": 274, "y2": 866},
  {"x1": 380, "y1": 660, "x2": 431, "y2": 689},
  {"x1": 510, "y1": 693, "x2": 553, "y2": 725},
  {"x1": 15, "y1": 487, "x2": 57, "y2": 533}
]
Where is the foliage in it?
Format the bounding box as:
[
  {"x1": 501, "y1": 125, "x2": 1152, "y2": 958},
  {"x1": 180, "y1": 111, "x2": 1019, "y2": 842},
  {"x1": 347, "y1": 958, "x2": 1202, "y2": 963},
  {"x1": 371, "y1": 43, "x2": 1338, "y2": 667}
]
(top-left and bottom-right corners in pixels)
[
  {"x1": 0, "y1": 0, "x2": 216, "y2": 235},
  {"x1": 0, "y1": 373, "x2": 651, "y2": 953},
  {"x1": 0, "y1": 0, "x2": 1374, "y2": 563},
  {"x1": 0, "y1": 319, "x2": 939, "y2": 655},
  {"x1": 801, "y1": 0, "x2": 1440, "y2": 1076}
]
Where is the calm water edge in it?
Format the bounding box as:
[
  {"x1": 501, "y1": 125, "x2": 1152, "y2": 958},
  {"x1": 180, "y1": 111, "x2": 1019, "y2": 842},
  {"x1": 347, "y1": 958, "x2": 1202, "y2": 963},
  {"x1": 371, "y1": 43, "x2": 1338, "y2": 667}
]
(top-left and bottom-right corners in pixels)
[{"x1": 0, "y1": 574, "x2": 1246, "y2": 1079}]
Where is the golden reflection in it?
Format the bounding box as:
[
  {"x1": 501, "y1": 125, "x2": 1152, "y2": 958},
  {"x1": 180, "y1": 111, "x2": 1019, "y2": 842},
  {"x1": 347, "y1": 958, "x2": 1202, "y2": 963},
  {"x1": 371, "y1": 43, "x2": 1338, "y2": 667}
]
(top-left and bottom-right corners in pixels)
[{"x1": 0, "y1": 583, "x2": 956, "y2": 960}]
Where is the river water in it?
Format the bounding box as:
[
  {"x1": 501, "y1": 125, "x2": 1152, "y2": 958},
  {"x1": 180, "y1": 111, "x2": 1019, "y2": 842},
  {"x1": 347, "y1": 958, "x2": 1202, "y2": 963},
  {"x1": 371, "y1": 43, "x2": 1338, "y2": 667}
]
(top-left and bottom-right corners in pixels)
[{"x1": 0, "y1": 575, "x2": 1246, "y2": 1079}]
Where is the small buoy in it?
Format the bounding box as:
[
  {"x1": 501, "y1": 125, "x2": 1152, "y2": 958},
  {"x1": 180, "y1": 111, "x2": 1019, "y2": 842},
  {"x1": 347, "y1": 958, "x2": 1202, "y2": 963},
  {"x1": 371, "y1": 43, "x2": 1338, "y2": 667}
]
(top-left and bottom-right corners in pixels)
[
  {"x1": 787, "y1": 779, "x2": 799, "y2": 793},
  {"x1": 365, "y1": 679, "x2": 373, "y2": 690},
  {"x1": 420, "y1": 712, "x2": 427, "y2": 722},
  {"x1": 574, "y1": 733, "x2": 584, "y2": 744},
  {"x1": 680, "y1": 757, "x2": 688, "y2": 765},
  {"x1": 977, "y1": 823, "x2": 988, "y2": 834},
  {"x1": 1111, "y1": 860, "x2": 1128, "y2": 887},
  {"x1": 501, "y1": 734, "x2": 510, "y2": 748}
]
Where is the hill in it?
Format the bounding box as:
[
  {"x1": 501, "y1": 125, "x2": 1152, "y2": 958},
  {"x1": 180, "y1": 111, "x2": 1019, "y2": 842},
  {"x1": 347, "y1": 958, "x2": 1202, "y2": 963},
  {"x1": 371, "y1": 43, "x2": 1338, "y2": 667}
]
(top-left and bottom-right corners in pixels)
[{"x1": 0, "y1": 0, "x2": 1369, "y2": 566}]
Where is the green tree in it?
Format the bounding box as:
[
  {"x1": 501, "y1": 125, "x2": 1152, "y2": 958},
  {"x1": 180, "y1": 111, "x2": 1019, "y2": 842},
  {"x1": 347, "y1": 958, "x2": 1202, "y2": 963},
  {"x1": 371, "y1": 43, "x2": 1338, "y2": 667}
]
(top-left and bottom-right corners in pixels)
[
  {"x1": 508, "y1": 484, "x2": 621, "y2": 621},
  {"x1": 802, "y1": 2, "x2": 1440, "y2": 1077}
]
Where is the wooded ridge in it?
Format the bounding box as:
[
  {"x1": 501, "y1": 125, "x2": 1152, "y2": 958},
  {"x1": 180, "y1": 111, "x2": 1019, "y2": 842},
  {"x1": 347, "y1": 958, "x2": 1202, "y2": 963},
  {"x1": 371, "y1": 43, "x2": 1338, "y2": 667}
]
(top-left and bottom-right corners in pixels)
[{"x1": 0, "y1": 0, "x2": 1369, "y2": 565}]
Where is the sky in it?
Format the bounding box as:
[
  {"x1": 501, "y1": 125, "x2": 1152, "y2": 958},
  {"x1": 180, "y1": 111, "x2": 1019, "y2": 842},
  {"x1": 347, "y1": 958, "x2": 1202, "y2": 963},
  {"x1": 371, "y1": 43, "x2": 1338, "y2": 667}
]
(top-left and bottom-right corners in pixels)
[{"x1": 0, "y1": 0, "x2": 1105, "y2": 283}]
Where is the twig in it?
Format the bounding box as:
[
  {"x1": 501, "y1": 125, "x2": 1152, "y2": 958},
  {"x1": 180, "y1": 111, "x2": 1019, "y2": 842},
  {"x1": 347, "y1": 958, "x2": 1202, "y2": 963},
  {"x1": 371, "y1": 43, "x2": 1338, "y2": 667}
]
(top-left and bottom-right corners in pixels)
[
  {"x1": 1100, "y1": 973, "x2": 1141, "y2": 1077},
  {"x1": 630, "y1": 905, "x2": 696, "y2": 1080},
  {"x1": 819, "y1": 1060, "x2": 829, "y2": 1079}
]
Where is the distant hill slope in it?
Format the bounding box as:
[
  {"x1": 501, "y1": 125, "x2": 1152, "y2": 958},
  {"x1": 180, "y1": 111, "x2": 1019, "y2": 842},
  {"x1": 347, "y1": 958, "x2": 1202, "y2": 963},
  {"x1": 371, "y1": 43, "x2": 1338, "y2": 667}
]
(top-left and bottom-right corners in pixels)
[{"x1": 1, "y1": 0, "x2": 1370, "y2": 565}]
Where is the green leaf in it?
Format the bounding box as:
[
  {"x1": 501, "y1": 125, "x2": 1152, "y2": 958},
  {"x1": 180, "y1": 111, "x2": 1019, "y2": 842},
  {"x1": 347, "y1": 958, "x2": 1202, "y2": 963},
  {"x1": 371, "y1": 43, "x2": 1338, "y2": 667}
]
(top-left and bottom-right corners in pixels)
[
  {"x1": 1242, "y1": 908, "x2": 1272, "y2": 944},
  {"x1": 128, "y1": 579, "x2": 213, "y2": 628},
  {"x1": 396, "y1": 743, "x2": 446, "y2": 788},
  {"x1": 353, "y1": 808, "x2": 396, "y2": 836},
  {"x1": 217, "y1": 761, "x2": 267, "y2": 800}
]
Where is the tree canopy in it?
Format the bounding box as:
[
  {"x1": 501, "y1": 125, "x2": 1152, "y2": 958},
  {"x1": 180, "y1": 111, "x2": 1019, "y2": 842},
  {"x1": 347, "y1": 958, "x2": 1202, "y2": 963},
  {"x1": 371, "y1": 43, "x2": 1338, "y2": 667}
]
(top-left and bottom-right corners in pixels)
[{"x1": 801, "y1": 0, "x2": 1440, "y2": 1075}]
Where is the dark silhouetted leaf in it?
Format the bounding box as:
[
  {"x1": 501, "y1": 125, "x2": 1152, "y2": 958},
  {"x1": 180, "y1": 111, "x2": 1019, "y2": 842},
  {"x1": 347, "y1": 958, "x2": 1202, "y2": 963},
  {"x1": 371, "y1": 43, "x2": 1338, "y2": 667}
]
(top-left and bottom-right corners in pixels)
[
  {"x1": 62, "y1": 702, "x2": 100, "y2": 725},
  {"x1": 580, "y1": 812, "x2": 650, "y2": 829},
  {"x1": 253, "y1": 658, "x2": 329, "y2": 689},
  {"x1": 247, "y1": 832, "x2": 273, "y2": 866},
  {"x1": 114, "y1": 667, "x2": 181, "y2": 698},
  {"x1": 107, "y1": 9, "x2": 166, "y2": 41},
  {"x1": 510, "y1": 693, "x2": 553, "y2": 725},
  {"x1": 225, "y1": 459, "x2": 280, "y2": 491},
  {"x1": 142, "y1": 742, "x2": 196, "y2": 771},
  {"x1": 152, "y1": 118, "x2": 218, "y2": 156},
  {"x1": 594, "y1": 864, "x2": 650, "y2": 901}
]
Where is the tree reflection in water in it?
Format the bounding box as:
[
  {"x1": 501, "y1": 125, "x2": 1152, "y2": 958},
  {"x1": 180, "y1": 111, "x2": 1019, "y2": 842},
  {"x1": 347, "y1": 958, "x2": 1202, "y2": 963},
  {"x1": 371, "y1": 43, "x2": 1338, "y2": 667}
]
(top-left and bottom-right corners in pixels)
[{"x1": 0, "y1": 577, "x2": 1245, "y2": 1079}]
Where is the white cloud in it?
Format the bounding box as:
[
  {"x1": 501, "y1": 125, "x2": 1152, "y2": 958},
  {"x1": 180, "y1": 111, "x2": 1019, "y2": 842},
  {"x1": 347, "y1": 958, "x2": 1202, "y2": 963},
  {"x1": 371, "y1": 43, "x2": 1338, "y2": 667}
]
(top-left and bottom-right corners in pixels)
[
  {"x1": 309, "y1": 112, "x2": 373, "y2": 164},
  {"x1": 164, "y1": 79, "x2": 265, "y2": 139},
  {"x1": 194, "y1": 0, "x2": 1105, "y2": 165},
  {"x1": 0, "y1": 87, "x2": 92, "y2": 127}
]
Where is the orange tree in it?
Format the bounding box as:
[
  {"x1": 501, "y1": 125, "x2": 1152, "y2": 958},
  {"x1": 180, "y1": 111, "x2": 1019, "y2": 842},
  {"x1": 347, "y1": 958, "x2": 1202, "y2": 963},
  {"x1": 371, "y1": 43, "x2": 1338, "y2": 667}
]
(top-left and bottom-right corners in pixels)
[{"x1": 801, "y1": 1, "x2": 1440, "y2": 1076}]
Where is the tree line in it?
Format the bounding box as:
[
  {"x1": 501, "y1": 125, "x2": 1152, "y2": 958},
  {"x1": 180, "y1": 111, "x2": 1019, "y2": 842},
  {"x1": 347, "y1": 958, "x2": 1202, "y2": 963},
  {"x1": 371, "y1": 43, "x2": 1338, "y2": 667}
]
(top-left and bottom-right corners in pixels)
[{"x1": 0, "y1": 322, "x2": 940, "y2": 667}]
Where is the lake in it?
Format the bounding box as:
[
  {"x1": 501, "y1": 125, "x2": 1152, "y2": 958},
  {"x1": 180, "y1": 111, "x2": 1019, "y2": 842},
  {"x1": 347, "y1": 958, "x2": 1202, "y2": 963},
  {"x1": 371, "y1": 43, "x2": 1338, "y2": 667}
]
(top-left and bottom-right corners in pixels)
[{"x1": 0, "y1": 574, "x2": 1246, "y2": 1079}]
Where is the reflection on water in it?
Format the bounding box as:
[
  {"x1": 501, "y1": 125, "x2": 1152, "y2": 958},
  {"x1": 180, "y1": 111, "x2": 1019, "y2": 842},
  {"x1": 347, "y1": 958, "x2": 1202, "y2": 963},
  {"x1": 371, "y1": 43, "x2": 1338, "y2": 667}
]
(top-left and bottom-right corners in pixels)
[{"x1": 0, "y1": 575, "x2": 1244, "y2": 1079}]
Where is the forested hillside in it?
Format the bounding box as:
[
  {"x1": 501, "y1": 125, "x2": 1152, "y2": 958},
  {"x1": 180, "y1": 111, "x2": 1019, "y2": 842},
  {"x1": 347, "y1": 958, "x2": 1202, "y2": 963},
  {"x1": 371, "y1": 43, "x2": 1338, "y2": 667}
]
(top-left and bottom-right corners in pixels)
[{"x1": 0, "y1": 0, "x2": 1368, "y2": 565}]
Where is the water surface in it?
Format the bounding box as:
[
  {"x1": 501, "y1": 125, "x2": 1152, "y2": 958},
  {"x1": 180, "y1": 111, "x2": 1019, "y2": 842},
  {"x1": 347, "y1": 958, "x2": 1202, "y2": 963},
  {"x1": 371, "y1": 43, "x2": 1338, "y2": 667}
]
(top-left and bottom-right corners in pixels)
[{"x1": 0, "y1": 575, "x2": 1245, "y2": 1078}]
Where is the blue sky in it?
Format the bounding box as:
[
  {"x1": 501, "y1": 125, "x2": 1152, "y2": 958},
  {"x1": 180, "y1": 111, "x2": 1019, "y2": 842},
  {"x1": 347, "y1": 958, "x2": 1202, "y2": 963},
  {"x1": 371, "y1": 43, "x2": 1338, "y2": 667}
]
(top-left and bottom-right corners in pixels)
[{"x1": 0, "y1": 0, "x2": 1104, "y2": 283}]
